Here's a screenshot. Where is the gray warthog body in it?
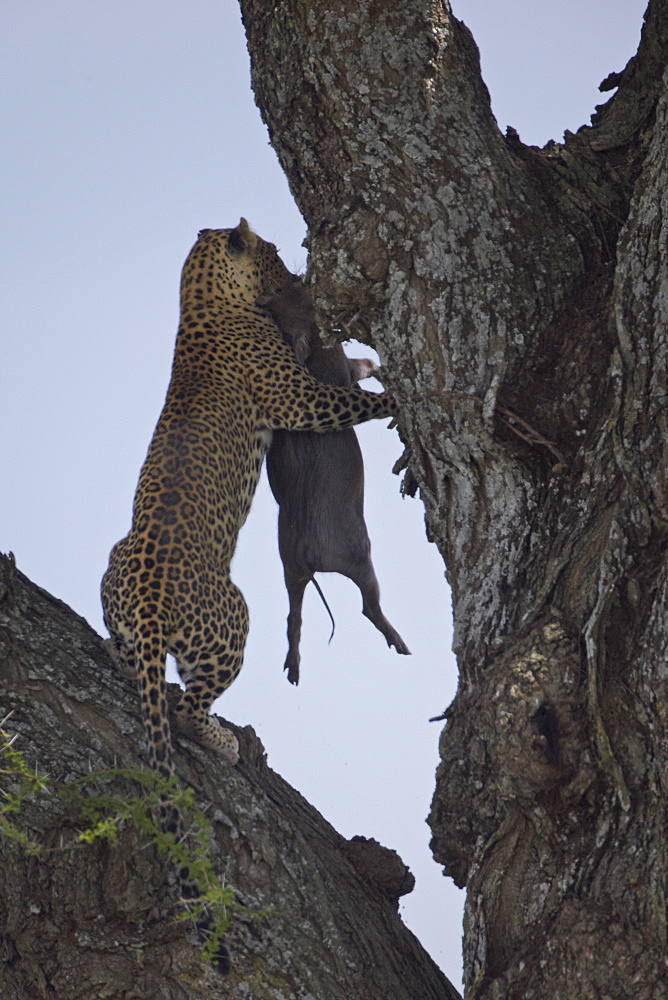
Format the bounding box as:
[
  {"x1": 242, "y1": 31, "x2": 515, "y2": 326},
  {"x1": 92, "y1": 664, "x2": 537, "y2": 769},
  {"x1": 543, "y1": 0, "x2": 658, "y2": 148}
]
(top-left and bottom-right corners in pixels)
[{"x1": 259, "y1": 277, "x2": 410, "y2": 684}]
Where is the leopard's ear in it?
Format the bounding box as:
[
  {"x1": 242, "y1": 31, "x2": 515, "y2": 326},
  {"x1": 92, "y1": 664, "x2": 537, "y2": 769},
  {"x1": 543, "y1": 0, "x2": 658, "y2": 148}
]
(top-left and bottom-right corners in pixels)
[{"x1": 228, "y1": 218, "x2": 255, "y2": 257}]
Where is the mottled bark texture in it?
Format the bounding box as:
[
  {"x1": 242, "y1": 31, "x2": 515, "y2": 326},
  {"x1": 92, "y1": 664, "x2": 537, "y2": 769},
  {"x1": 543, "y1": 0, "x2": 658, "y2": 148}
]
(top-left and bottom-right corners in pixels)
[
  {"x1": 0, "y1": 554, "x2": 458, "y2": 1000},
  {"x1": 239, "y1": 0, "x2": 668, "y2": 996}
]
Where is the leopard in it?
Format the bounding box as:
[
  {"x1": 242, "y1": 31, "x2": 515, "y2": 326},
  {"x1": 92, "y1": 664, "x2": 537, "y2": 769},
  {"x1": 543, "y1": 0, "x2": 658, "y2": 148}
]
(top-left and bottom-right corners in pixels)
[{"x1": 100, "y1": 219, "x2": 396, "y2": 972}]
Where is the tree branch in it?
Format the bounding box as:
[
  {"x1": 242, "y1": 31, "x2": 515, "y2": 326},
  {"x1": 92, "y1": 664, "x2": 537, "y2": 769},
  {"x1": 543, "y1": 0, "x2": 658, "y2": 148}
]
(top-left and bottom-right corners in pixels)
[{"x1": 0, "y1": 554, "x2": 460, "y2": 999}]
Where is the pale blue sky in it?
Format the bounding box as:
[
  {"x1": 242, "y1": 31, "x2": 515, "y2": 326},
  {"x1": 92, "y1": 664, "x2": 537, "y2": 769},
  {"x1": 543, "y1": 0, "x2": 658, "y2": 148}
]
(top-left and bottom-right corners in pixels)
[{"x1": 1, "y1": 1, "x2": 646, "y2": 989}]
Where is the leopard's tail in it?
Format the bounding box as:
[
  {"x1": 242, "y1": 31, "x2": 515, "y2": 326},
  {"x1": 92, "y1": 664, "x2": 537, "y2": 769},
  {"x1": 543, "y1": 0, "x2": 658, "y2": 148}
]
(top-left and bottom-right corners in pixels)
[{"x1": 120, "y1": 630, "x2": 231, "y2": 974}]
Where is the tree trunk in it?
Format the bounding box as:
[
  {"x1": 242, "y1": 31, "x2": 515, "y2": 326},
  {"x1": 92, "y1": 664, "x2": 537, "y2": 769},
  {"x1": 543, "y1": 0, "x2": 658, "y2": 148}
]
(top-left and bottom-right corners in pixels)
[
  {"x1": 0, "y1": 553, "x2": 459, "y2": 999},
  {"x1": 239, "y1": 1, "x2": 668, "y2": 996}
]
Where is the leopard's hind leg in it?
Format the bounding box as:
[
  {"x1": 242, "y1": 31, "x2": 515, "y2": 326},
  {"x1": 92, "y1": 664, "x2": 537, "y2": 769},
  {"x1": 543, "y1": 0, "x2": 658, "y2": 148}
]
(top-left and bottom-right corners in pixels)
[{"x1": 171, "y1": 577, "x2": 248, "y2": 766}]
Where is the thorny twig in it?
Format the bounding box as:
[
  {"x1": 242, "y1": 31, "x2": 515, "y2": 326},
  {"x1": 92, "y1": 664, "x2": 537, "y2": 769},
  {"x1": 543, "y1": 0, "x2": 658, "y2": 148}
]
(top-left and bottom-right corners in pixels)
[{"x1": 497, "y1": 406, "x2": 567, "y2": 466}]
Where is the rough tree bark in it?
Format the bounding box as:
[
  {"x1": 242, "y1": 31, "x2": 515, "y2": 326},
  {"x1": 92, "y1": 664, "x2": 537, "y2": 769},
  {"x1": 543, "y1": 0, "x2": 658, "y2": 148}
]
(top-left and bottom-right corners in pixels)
[
  {"x1": 0, "y1": 554, "x2": 459, "y2": 999},
  {"x1": 239, "y1": 1, "x2": 668, "y2": 997}
]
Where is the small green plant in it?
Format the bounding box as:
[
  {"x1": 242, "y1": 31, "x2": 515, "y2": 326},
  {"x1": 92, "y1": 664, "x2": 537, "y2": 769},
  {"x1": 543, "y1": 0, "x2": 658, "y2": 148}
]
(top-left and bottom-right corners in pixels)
[
  {"x1": 0, "y1": 718, "x2": 234, "y2": 953},
  {"x1": 0, "y1": 718, "x2": 49, "y2": 854}
]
